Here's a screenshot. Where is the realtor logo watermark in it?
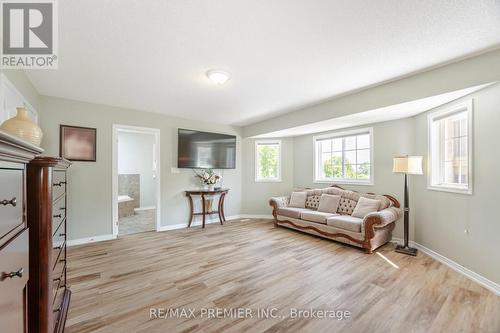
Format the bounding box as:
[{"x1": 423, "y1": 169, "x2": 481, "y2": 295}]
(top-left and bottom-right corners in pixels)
[{"x1": 1, "y1": 0, "x2": 58, "y2": 69}]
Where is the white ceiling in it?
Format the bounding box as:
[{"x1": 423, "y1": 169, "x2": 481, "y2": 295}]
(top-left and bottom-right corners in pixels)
[
  {"x1": 26, "y1": 0, "x2": 500, "y2": 126},
  {"x1": 252, "y1": 83, "x2": 494, "y2": 138}
]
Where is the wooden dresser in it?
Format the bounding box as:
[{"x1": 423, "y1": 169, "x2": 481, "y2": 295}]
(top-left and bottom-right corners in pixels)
[
  {"x1": 0, "y1": 131, "x2": 43, "y2": 332},
  {"x1": 27, "y1": 156, "x2": 71, "y2": 333}
]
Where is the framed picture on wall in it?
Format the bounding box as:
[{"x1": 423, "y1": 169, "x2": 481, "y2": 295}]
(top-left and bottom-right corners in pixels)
[{"x1": 60, "y1": 125, "x2": 97, "y2": 162}]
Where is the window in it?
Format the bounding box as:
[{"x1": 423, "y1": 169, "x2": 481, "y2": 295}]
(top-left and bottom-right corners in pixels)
[
  {"x1": 428, "y1": 100, "x2": 473, "y2": 194},
  {"x1": 255, "y1": 140, "x2": 281, "y2": 182},
  {"x1": 314, "y1": 128, "x2": 373, "y2": 184}
]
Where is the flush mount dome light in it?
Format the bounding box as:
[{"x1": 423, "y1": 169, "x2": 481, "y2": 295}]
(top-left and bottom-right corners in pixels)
[{"x1": 206, "y1": 69, "x2": 230, "y2": 85}]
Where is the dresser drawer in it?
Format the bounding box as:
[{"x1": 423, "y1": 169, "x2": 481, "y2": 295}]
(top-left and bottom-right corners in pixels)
[
  {"x1": 53, "y1": 221, "x2": 66, "y2": 249},
  {"x1": 52, "y1": 241, "x2": 65, "y2": 270},
  {"x1": 52, "y1": 263, "x2": 66, "y2": 305},
  {"x1": 52, "y1": 258, "x2": 65, "y2": 291},
  {"x1": 0, "y1": 169, "x2": 24, "y2": 244},
  {"x1": 52, "y1": 206, "x2": 65, "y2": 238},
  {"x1": 52, "y1": 171, "x2": 66, "y2": 203},
  {"x1": 0, "y1": 229, "x2": 29, "y2": 333},
  {"x1": 53, "y1": 195, "x2": 66, "y2": 221}
]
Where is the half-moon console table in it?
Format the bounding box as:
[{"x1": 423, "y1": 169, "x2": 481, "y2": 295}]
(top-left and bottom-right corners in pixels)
[{"x1": 185, "y1": 189, "x2": 229, "y2": 228}]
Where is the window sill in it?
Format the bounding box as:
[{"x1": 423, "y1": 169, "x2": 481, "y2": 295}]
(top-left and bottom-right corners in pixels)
[
  {"x1": 427, "y1": 185, "x2": 472, "y2": 195},
  {"x1": 255, "y1": 179, "x2": 283, "y2": 183},
  {"x1": 313, "y1": 179, "x2": 374, "y2": 186}
]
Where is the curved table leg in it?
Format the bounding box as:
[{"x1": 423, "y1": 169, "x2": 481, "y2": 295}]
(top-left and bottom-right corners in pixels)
[
  {"x1": 187, "y1": 194, "x2": 194, "y2": 228},
  {"x1": 201, "y1": 194, "x2": 206, "y2": 228},
  {"x1": 217, "y1": 193, "x2": 224, "y2": 225},
  {"x1": 220, "y1": 192, "x2": 226, "y2": 222}
]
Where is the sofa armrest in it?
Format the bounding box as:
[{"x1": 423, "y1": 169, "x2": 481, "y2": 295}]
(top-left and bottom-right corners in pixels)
[
  {"x1": 362, "y1": 207, "x2": 402, "y2": 236},
  {"x1": 269, "y1": 196, "x2": 290, "y2": 218}
]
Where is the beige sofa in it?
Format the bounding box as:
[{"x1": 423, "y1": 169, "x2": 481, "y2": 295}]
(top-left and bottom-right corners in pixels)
[{"x1": 269, "y1": 186, "x2": 401, "y2": 253}]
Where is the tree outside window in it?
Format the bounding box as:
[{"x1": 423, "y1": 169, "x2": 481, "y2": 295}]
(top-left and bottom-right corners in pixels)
[
  {"x1": 255, "y1": 141, "x2": 281, "y2": 182},
  {"x1": 314, "y1": 129, "x2": 373, "y2": 184}
]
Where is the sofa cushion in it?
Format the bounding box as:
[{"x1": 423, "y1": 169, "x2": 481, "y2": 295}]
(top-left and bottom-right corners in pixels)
[
  {"x1": 326, "y1": 215, "x2": 363, "y2": 232},
  {"x1": 277, "y1": 207, "x2": 311, "y2": 219},
  {"x1": 303, "y1": 187, "x2": 392, "y2": 210},
  {"x1": 305, "y1": 195, "x2": 321, "y2": 209},
  {"x1": 300, "y1": 211, "x2": 338, "y2": 224},
  {"x1": 352, "y1": 197, "x2": 381, "y2": 218},
  {"x1": 337, "y1": 198, "x2": 358, "y2": 215},
  {"x1": 317, "y1": 194, "x2": 341, "y2": 214},
  {"x1": 289, "y1": 191, "x2": 307, "y2": 208}
]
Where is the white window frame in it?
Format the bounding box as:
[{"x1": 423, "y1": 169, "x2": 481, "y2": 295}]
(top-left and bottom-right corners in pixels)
[
  {"x1": 427, "y1": 100, "x2": 473, "y2": 195},
  {"x1": 313, "y1": 127, "x2": 374, "y2": 185},
  {"x1": 255, "y1": 140, "x2": 282, "y2": 182}
]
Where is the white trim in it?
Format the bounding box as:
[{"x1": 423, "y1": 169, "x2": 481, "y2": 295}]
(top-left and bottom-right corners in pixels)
[
  {"x1": 134, "y1": 206, "x2": 156, "y2": 212},
  {"x1": 67, "y1": 234, "x2": 117, "y2": 247},
  {"x1": 0, "y1": 73, "x2": 39, "y2": 123},
  {"x1": 255, "y1": 139, "x2": 282, "y2": 182},
  {"x1": 235, "y1": 214, "x2": 274, "y2": 219},
  {"x1": 391, "y1": 238, "x2": 499, "y2": 296},
  {"x1": 313, "y1": 127, "x2": 374, "y2": 185},
  {"x1": 427, "y1": 100, "x2": 473, "y2": 195},
  {"x1": 312, "y1": 180, "x2": 375, "y2": 186},
  {"x1": 157, "y1": 214, "x2": 274, "y2": 231},
  {"x1": 112, "y1": 124, "x2": 161, "y2": 237}
]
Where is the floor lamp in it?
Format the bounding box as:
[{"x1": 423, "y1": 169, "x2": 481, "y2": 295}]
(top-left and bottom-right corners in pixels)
[{"x1": 393, "y1": 155, "x2": 423, "y2": 256}]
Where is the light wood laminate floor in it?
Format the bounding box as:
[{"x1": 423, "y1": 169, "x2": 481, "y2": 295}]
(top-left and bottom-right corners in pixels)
[{"x1": 66, "y1": 219, "x2": 500, "y2": 333}]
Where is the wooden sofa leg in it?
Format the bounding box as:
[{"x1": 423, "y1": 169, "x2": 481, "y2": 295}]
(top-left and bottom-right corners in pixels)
[{"x1": 365, "y1": 248, "x2": 373, "y2": 254}]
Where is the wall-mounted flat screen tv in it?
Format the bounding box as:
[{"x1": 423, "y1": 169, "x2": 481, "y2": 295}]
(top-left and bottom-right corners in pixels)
[{"x1": 178, "y1": 129, "x2": 236, "y2": 169}]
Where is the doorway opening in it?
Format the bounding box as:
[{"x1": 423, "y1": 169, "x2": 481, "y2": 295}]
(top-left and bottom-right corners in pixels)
[{"x1": 112, "y1": 125, "x2": 160, "y2": 236}]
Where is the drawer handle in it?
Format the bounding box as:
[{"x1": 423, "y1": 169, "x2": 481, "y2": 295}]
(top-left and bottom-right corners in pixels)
[
  {"x1": 53, "y1": 245, "x2": 62, "y2": 250},
  {"x1": 53, "y1": 214, "x2": 62, "y2": 218},
  {"x1": 1, "y1": 268, "x2": 23, "y2": 281},
  {"x1": 53, "y1": 181, "x2": 67, "y2": 187},
  {"x1": 59, "y1": 233, "x2": 66, "y2": 237},
  {"x1": 53, "y1": 277, "x2": 61, "y2": 282},
  {"x1": 0, "y1": 197, "x2": 17, "y2": 207},
  {"x1": 60, "y1": 207, "x2": 67, "y2": 211}
]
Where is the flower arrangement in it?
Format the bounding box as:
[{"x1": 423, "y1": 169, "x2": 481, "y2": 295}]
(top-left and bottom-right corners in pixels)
[{"x1": 194, "y1": 169, "x2": 221, "y2": 186}]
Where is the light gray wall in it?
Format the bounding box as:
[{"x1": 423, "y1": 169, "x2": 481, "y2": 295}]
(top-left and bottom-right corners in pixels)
[
  {"x1": 414, "y1": 83, "x2": 500, "y2": 285},
  {"x1": 241, "y1": 138, "x2": 295, "y2": 214},
  {"x1": 243, "y1": 49, "x2": 500, "y2": 138},
  {"x1": 1, "y1": 69, "x2": 40, "y2": 112},
  {"x1": 292, "y1": 118, "x2": 416, "y2": 240},
  {"x1": 118, "y1": 131, "x2": 156, "y2": 207},
  {"x1": 38, "y1": 96, "x2": 242, "y2": 240}
]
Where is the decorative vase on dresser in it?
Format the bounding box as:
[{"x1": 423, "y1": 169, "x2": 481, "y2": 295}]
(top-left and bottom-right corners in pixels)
[
  {"x1": 27, "y1": 156, "x2": 71, "y2": 333},
  {"x1": 0, "y1": 107, "x2": 43, "y2": 147},
  {"x1": 0, "y1": 130, "x2": 43, "y2": 332}
]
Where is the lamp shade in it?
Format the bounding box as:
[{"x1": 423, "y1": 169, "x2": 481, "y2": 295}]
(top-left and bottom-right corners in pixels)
[{"x1": 393, "y1": 156, "x2": 423, "y2": 175}]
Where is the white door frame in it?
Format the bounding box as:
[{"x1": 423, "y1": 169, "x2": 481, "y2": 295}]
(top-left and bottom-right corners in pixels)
[{"x1": 112, "y1": 124, "x2": 161, "y2": 237}]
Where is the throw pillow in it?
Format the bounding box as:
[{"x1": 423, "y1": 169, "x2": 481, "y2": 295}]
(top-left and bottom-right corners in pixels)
[
  {"x1": 352, "y1": 197, "x2": 381, "y2": 218},
  {"x1": 317, "y1": 194, "x2": 341, "y2": 214},
  {"x1": 289, "y1": 191, "x2": 307, "y2": 208}
]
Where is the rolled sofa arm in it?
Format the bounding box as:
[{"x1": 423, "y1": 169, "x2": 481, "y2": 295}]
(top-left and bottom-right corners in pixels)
[
  {"x1": 269, "y1": 196, "x2": 290, "y2": 218},
  {"x1": 362, "y1": 206, "x2": 402, "y2": 237}
]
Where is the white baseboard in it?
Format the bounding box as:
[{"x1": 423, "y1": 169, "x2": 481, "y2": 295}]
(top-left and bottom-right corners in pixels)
[
  {"x1": 391, "y1": 238, "x2": 500, "y2": 296},
  {"x1": 134, "y1": 206, "x2": 156, "y2": 211},
  {"x1": 233, "y1": 214, "x2": 274, "y2": 219},
  {"x1": 157, "y1": 214, "x2": 273, "y2": 232},
  {"x1": 67, "y1": 234, "x2": 117, "y2": 247}
]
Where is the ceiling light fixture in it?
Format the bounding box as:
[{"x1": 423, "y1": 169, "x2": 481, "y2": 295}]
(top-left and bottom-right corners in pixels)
[{"x1": 206, "y1": 69, "x2": 230, "y2": 85}]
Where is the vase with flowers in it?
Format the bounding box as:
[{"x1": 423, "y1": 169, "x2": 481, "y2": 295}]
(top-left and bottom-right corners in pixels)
[{"x1": 194, "y1": 169, "x2": 221, "y2": 191}]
